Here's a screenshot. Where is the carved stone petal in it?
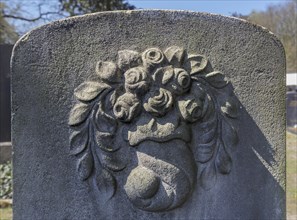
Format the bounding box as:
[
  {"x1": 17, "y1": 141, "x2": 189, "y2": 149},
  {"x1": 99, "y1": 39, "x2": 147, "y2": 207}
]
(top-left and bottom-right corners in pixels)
[
  {"x1": 184, "y1": 54, "x2": 208, "y2": 75},
  {"x1": 153, "y1": 66, "x2": 174, "y2": 85},
  {"x1": 162, "y1": 69, "x2": 174, "y2": 84},
  {"x1": 164, "y1": 46, "x2": 185, "y2": 67}
]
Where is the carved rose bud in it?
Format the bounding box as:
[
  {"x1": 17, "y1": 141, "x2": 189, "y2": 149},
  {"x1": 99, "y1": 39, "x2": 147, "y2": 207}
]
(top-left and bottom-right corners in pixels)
[
  {"x1": 178, "y1": 89, "x2": 209, "y2": 123},
  {"x1": 172, "y1": 68, "x2": 191, "y2": 94},
  {"x1": 118, "y1": 50, "x2": 141, "y2": 72},
  {"x1": 113, "y1": 93, "x2": 140, "y2": 122},
  {"x1": 144, "y1": 88, "x2": 173, "y2": 117},
  {"x1": 124, "y1": 67, "x2": 149, "y2": 94},
  {"x1": 96, "y1": 61, "x2": 120, "y2": 83},
  {"x1": 142, "y1": 48, "x2": 165, "y2": 69}
]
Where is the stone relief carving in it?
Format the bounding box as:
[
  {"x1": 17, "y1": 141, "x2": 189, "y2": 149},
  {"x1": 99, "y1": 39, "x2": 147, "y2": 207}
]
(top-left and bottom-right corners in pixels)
[{"x1": 68, "y1": 46, "x2": 239, "y2": 212}]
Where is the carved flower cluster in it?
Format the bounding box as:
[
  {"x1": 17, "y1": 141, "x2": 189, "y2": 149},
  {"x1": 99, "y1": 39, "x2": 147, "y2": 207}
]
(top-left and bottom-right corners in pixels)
[
  {"x1": 96, "y1": 47, "x2": 210, "y2": 123},
  {"x1": 69, "y1": 45, "x2": 238, "y2": 208}
]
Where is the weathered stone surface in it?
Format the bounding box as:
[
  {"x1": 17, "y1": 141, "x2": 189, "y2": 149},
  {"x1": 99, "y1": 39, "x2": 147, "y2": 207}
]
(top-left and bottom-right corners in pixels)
[
  {"x1": 0, "y1": 142, "x2": 12, "y2": 164},
  {"x1": 11, "y1": 10, "x2": 286, "y2": 220},
  {"x1": 287, "y1": 91, "x2": 297, "y2": 126}
]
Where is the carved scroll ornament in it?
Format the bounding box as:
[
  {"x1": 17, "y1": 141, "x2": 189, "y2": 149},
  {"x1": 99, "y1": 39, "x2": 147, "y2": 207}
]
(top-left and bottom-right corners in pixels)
[{"x1": 68, "y1": 46, "x2": 239, "y2": 212}]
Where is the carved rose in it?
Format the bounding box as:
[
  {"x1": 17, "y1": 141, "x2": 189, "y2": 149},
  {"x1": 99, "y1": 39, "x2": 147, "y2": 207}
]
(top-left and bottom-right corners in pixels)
[
  {"x1": 142, "y1": 48, "x2": 165, "y2": 68},
  {"x1": 172, "y1": 68, "x2": 191, "y2": 94},
  {"x1": 178, "y1": 89, "x2": 209, "y2": 123},
  {"x1": 113, "y1": 93, "x2": 140, "y2": 122},
  {"x1": 124, "y1": 67, "x2": 149, "y2": 94},
  {"x1": 144, "y1": 88, "x2": 173, "y2": 117},
  {"x1": 154, "y1": 66, "x2": 191, "y2": 95}
]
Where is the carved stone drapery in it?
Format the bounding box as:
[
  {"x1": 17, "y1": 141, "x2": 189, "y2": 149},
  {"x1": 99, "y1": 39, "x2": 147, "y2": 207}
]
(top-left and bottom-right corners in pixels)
[{"x1": 68, "y1": 46, "x2": 239, "y2": 212}]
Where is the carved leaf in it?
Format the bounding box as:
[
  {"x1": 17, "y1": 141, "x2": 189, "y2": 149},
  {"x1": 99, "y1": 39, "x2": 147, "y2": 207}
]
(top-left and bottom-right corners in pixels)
[
  {"x1": 74, "y1": 81, "x2": 110, "y2": 102},
  {"x1": 95, "y1": 168, "x2": 116, "y2": 200},
  {"x1": 222, "y1": 120, "x2": 239, "y2": 152},
  {"x1": 199, "y1": 114, "x2": 217, "y2": 130},
  {"x1": 164, "y1": 46, "x2": 185, "y2": 67},
  {"x1": 215, "y1": 143, "x2": 232, "y2": 174},
  {"x1": 221, "y1": 96, "x2": 239, "y2": 118},
  {"x1": 193, "y1": 113, "x2": 217, "y2": 163},
  {"x1": 69, "y1": 128, "x2": 89, "y2": 155},
  {"x1": 194, "y1": 139, "x2": 216, "y2": 163},
  {"x1": 95, "y1": 104, "x2": 117, "y2": 134},
  {"x1": 184, "y1": 54, "x2": 208, "y2": 75},
  {"x1": 77, "y1": 150, "x2": 93, "y2": 180},
  {"x1": 103, "y1": 89, "x2": 119, "y2": 114},
  {"x1": 200, "y1": 163, "x2": 217, "y2": 190},
  {"x1": 95, "y1": 130, "x2": 119, "y2": 152},
  {"x1": 68, "y1": 102, "x2": 92, "y2": 126},
  {"x1": 100, "y1": 151, "x2": 127, "y2": 172},
  {"x1": 205, "y1": 71, "x2": 229, "y2": 88},
  {"x1": 199, "y1": 126, "x2": 216, "y2": 143}
]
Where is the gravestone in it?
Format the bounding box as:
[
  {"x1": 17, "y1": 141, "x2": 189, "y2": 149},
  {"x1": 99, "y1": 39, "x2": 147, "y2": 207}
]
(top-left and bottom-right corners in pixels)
[
  {"x1": 0, "y1": 44, "x2": 13, "y2": 143},
  {"x1": 11, "y1": 11, "x2": 286, "y2": 220},
  {"x1": 287, "y1": 91, "x2": 297, "y2": 127},
  {"x1": 0, "y1": 142, "x2": 12, "y2": 164}
]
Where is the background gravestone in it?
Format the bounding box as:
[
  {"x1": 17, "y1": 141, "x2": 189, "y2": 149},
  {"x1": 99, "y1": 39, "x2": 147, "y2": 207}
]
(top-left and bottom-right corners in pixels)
[
  {"x1": 0, "y1": 44, "x2": 13, "y2": 164},
  {"x1": 287, "y1": 91, "x2": 297, "y2": 127},
  {"x1": 0, "y1": 44, "x2": 13, "y2": 143},
  {"x1": 11, "y1": 11, "x2": 285, "y2": 220}
]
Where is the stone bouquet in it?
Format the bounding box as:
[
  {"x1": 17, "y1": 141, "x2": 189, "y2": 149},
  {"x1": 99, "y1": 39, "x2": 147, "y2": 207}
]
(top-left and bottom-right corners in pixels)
[{"x1": 11, "y1": 10, "x2": 286, "y2": 220}]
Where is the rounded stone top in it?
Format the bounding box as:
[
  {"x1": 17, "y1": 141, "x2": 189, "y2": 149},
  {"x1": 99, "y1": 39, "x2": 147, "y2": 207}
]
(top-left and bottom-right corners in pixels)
[{"x1": 13, "y1": 10, "x2": 284, "y2": 54}]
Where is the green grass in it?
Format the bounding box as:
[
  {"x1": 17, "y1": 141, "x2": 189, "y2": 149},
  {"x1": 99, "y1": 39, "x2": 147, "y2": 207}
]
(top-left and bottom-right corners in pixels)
[
  {"x1": 286, "y1": 131, "x2": 297, "y2": 219},
  {"x1": 0, "y1": 207, "x2": 12, "y2": 220}
]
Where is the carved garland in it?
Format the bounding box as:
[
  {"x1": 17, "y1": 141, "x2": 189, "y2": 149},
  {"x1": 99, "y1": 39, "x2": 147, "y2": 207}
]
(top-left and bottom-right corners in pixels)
[{"x1": 69, "y1": 46, "x2": 239, "y2": 211}]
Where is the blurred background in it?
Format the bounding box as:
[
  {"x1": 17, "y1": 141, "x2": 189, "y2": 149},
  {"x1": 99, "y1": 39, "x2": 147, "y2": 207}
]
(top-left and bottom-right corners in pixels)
[{"x1": 0, "y1": 0, "x2": 296, "y2": 219}]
